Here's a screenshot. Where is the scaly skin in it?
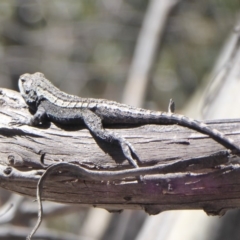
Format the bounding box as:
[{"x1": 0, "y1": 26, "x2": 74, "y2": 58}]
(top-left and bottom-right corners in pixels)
[{"x1": 17, "y1": 72, "x2": 240, "y2": 168}]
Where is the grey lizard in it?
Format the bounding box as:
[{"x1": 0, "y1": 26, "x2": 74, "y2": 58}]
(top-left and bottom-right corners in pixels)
[{"x1": 15, "y1": 72, "x2": 240, "y2": 168}]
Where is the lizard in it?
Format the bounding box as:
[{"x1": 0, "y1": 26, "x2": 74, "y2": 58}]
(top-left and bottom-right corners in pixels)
[{"x1": 15, "y1": 72, "x2": 240, "y2": 168}]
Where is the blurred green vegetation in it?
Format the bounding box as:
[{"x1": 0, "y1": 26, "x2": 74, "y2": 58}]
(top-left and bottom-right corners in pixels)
[
  {"x1": 0, "y1": 1, "x2": 240, "y2": 238},
  {"x1": 0, "y1": 0, "x2": 239, "y2": 110}
]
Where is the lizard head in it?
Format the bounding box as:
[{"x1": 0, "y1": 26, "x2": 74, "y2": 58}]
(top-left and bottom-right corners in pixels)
[{"x1": 18, "y1": 72, "x2": 45, "y2": 110}]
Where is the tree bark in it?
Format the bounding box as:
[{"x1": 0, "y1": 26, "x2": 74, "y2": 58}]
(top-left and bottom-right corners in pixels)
[{"x1": 1, "y1": 88, "x2": 240, "y2": 215}]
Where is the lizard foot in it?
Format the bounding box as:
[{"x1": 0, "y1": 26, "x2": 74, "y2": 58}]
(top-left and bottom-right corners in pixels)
[{"x1": 119, "y1": 138, "x2": 139, "y2": 168}]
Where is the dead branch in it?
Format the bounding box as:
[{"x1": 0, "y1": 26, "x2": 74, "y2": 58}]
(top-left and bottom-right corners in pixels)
[
  {"x1": 1, "y1": 88, "x2": 240, "y2": 216},
  {"x1": 201, "y1": 18, "x2": 240, "y2": 119},
  {"x1": 123, "y1": 0, "x2": 180, "y2": 106}
]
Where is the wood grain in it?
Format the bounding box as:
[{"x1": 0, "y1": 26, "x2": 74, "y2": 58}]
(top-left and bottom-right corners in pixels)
[{"x1": 1, "y1": 88, "x2": 240, "y2": 215}]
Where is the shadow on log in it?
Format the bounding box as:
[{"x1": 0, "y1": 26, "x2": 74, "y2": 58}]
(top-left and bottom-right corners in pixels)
[{"x1": 0, "y1": 88, "x2": 240, "y2": 216}]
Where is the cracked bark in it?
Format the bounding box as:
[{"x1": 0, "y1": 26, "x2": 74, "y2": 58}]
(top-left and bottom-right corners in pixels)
[{"x1": 1, "y1": 88, "x2": 240, "y2": 216}]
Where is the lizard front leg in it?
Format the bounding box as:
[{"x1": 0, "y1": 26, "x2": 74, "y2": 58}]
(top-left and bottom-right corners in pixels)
[
  {"x1": 11, "y1": 105, "x2": 46, "y2": 126},
  {"x1": 82, "y1": 109, "x2": 139, "y2": 168}
]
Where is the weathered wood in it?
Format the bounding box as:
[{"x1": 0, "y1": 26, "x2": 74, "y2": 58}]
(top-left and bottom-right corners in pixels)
[{"x1": 1, "y1": 88, "x2": 240, "y2": 215}]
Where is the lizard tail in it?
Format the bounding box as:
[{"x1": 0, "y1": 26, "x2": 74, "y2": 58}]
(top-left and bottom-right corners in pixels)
[{"x1": 164, "y1": 113, "x2": 240, "y2": 152}]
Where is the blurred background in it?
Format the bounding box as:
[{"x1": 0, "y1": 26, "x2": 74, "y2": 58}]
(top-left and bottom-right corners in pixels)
[{"x1": 1, "y1": 0, "x2": 240, "y2": 239}]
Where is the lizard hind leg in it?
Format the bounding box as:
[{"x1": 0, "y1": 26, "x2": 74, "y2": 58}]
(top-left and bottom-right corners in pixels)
[
  {"x1": 82, "y1": 109, "x2": 139, "y2": 168},
  {"x1": 112, "y1": 133, "x2": 139, "y2": 168}
]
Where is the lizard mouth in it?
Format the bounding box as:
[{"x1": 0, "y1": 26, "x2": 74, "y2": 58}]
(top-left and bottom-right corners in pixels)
[
  {"x1": 18, "y1": 74, "x2": 31, "y2": 95},
  {"x1": 18, "y1": 78, "x2": 26, "y2": 95}
]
